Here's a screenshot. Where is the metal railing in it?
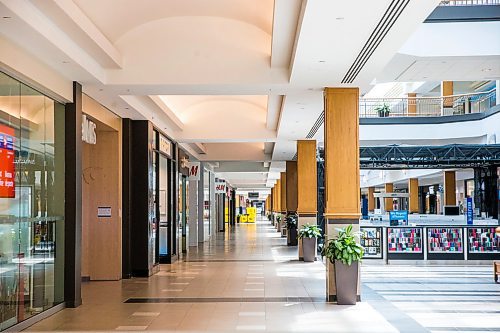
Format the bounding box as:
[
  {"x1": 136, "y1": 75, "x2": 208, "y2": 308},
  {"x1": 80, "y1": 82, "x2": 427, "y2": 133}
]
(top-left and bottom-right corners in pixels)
[
  {"x1": 359, "y1": 89, "x2": 497, "y2": 118},
  {"x1": 439, "y1": 0, "x2": 500, "y2": 6}
]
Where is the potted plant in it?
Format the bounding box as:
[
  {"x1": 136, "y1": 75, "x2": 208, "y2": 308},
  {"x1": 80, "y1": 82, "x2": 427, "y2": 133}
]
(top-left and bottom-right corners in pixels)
[
  {"x1": 374, "y1": 103, "x2": 390, "y2": 117},
  {"x1": 275, "y1": 214, "x2": 282, "y2": 231},
  {"x1": 322, "y1": 225, "x2": 364, "y2": 305},
  {"x1": 298, "y1": 224, "x2": 322, "y2": 262},
  {"x1": 285, "y1": 214, "x2": 298, "y2": 246}
]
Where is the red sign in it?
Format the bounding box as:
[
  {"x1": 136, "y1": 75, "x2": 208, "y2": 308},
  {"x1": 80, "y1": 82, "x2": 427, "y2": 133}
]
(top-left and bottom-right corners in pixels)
[{"x1": 0, "y1": 125, "x2": 15, "y2": 198}]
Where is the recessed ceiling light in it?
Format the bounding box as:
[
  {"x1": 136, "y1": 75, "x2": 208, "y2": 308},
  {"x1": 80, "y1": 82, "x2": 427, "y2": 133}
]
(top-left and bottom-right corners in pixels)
[
  {"x1": 300, "y1": 107, "x2": 305, "y2": 110},
  {"x1": 125, "y1": 107, "x2": 129, "y2": 109},
  {"x1": 99, "y1": 88, "x2": 103, "y2": 91},
  {"x1": 422, "y1": 76, "x2": 428, "y2": 79},
  {"x1": 335, "y1": 17, "x2": 344, "y2": 20},
  {"x1": 3, "y1": 16, "x2": 12, "y2": 19},
  {"x1": 62, "y1": 61, "x2": 69, "y2": 64},
  {"x1": 318, "y1": 60, "x2": 326, "y2": 63},
  {"x1": 481, "y1": 68, "x2": 492, "y2": 72}
]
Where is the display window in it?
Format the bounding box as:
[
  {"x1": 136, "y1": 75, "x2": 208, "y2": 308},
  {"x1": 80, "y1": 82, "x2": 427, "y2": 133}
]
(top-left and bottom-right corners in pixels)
[{"x1": 0, "y1": 72, "x2": 65, "y2": 330}]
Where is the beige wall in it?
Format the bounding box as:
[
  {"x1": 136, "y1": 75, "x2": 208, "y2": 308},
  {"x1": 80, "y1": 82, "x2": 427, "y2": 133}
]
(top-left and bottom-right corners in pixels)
[{"x1": 81, "y1": 95, "x2": 122, "y2": 281}]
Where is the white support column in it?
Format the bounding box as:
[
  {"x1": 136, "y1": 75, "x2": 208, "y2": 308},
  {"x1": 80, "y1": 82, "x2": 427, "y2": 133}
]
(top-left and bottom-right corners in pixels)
[
  {"x1": 188, "y1": 179, "x2": 198, "y2": 247},
  {"x1": 198, "y1": 165, "x2": 205, "y2": 243}
]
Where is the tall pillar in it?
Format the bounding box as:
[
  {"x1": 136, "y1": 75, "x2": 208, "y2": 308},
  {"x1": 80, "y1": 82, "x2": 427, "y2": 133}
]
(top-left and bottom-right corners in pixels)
[
  {"x1": 442, "y1": 81, "x2": 454, "y2": 108},
  {"x1": 188, "y1": 179, "x2": 198, "y2": 246},
  {"x1": 324, "y1": 88, "x2": 360, "y2": 302},
  {"x1": 367, "y1": 187, "x2": 375, "y2": 212},
  {"x1": 409, "y1": 178, "x2": 419, "y2": 214},
  {"x1": 271, "y1": 186, "x2": 275, "y2": 212},
  {"x1": 444, "y1": 171, "x2": 456, "y2": 206},
  {"x1": 296, "y1": 140, "x2": 317, "y2": 259},
  {"x1": 286, "y1": 161, "x2": 298, "y2": 213},
  {"x1": 407, "y1": 93, "x2": 417, "y2": 116},
  {"x1": 280, "y1": 172, "x2": 287, "y2": 214},
  {"x1": 384, "y1": 183, "x2": 394, "y2": 212},
  {"x1": 276, "y1": 179, "x2": 282, "y2": 213}
]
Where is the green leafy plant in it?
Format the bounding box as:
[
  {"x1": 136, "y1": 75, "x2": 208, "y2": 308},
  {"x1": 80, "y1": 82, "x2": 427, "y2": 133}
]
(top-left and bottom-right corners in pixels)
[
  {"x1": 298, "y1": 224, "x2": 322, "y2": 239},
  {"x1": 285, "y1": 214, "x2": 298, "y2": 230},
  {"x1": 276, "y1": 214, "x2": 282, "y2": 223},
  {"x1": 374, "y1": 103, "x2": 390, "y2": 117},
  {"x1": 322, "y1": 225, "x2": 364, "y2": 266}
]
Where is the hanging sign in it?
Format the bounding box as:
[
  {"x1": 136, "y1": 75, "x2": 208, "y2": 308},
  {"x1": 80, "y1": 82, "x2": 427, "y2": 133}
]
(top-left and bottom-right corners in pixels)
[
  {"x1": 188, "y1": 162, "x2": 200, "y2": 180},
  {"x1": 159, "y1": 134, "x2": 172, "y2": 157},
  {"x1": 215, "y1": 179, "x2": 226, "y2": 194},
  {"x1": 82, "y1": 114, "x2": 97, "y2": 144}
]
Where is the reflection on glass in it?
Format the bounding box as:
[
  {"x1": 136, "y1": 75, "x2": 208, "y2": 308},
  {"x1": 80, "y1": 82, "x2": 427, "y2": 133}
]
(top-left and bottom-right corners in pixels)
[
  {"x1": 0, "y1": 72, "x2": 65, "y2": 331},
  {"x1": 158, "y1": 155, "x2": 168, "y2": 256}
]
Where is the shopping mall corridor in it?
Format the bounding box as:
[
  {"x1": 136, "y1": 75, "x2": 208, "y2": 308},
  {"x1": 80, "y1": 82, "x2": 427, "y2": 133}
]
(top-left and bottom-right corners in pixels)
[{"x1": 25, "y1": 220, "x2": 499, "y2": 333}]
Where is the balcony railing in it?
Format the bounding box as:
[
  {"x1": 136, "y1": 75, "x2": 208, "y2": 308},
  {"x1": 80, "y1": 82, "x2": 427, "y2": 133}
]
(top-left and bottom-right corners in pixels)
[
  {"x1": 439, "y1": 0, "x2": 500, "y2": 6},
  {"x1": 359, "y1": 89, "x2": 497, "y2": 118}
]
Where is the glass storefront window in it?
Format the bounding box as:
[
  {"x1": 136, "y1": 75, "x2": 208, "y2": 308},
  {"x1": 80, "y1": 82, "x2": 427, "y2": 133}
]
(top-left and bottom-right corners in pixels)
[{"x1": 0, "y1": 72, "x2": 65, "y2": 331}]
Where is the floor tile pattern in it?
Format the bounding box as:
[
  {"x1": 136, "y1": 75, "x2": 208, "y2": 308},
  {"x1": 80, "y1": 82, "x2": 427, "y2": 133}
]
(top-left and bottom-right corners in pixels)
[{"x1": 24, "y1": 220, "x2": 499, "y2": 332}]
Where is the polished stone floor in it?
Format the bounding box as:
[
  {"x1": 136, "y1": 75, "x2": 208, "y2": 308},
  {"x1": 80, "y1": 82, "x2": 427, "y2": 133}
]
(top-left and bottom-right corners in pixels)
[{"x1": 25, "y1": 220, "x2": 499, "y2": 332}]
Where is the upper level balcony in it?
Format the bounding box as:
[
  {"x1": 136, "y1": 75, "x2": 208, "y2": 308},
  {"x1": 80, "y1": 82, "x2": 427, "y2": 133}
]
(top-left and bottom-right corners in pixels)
[{"x1": 359, "y1": 88, "x2": 497, "y2": 118}]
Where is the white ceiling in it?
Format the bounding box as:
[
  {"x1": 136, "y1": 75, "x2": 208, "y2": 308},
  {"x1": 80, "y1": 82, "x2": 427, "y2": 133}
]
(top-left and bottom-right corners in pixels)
[{"x1": 5, "y1": 0, "x2": 489, "y2": 190}]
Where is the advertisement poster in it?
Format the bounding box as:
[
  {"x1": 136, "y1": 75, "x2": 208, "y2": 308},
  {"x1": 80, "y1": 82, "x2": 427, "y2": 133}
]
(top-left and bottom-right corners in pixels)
[
  {"x1": 0, "y1": 125, "x2": 15, "y2": 198},
  {"x1": 466, "y1": 197, "x2": 473, "y2": 225}
]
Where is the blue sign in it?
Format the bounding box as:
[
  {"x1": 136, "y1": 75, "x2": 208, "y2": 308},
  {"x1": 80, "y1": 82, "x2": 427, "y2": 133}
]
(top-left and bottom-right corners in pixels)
[
  {"x1": 466, "y1": 197, "x2": 473, "y2": 225},
  {"x1": 389, "y1": 210, "x2": 408, "y2": 226}
]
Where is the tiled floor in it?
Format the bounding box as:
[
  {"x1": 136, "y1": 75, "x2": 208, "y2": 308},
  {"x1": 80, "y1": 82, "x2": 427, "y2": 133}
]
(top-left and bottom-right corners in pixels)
[{"x1": 25, "y1": 220, "x2": 499, "y2": 332}]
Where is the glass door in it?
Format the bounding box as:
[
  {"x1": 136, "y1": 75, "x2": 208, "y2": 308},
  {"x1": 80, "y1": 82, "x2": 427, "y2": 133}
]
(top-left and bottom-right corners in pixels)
[{"x1": 158, "y1": 154, "x2": 169, "y2": 262}]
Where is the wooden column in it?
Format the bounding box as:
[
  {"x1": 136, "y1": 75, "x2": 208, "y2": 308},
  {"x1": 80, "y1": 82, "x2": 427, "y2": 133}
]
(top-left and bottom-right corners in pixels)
[
  {"x1": 280, "y1": 172, "x2": 287, "y2": 214},
  {"x1": 324, "y1": 88, "x2": 360, "y2": 302},
  {"x1": 271, "y1": 186, "x2": 276, "y2": 212},
  {"x1": 442, "y1": 81, "x2": 454, "y2": 108},
  {"x1": 368, "y1": 187, "x2": 375, "y2": 212},
  {"x1": 407, "y1": 93, "x2": 417, "y2": 116},
  {"x1": 286, "y1": 161, "x2": 298, "y2": 213},
  {"x1": 297, "y1": 140, "x2": 317, "y2": 259},
  {"x1": 444, "y1": 171, "x2": 456, "y2": 206},
  {"x1": 276, "y1": 179, "x2": 282, "y2": 214},
  {"x1": 409, "y1": 178, "x2": 419, "y2": 214},
  {"x1": 384, "y1": 183, "x2": 394, "y2": 212}
]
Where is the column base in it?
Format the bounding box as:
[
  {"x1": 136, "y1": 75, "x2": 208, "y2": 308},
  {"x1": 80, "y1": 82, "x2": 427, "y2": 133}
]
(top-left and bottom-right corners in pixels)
[{"x1": 327, "y1": 295, "x2": 362, "y2": 302}]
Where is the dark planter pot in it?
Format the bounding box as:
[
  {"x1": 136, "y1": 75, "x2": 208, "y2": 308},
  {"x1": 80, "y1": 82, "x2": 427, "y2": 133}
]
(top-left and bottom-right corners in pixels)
[
  {"x1": 287, "y1": 227, "x2": 298, "y2": 246},
  {"x1": 302, "y1": 238, "x2": 316, "y2": 262},
  {"x1": 237, "y1": 215, "x2": 241, "y2": 223},
  {"x1": 334, "y1": 260, "x2": 359, "y2": 305}
]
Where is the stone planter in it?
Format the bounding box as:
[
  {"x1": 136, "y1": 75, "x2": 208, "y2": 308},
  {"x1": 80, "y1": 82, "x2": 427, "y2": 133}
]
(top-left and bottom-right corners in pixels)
[
  {"x1": 302, "y1": 237, "x2": 316, "y2": 262},
  {"x1": 287, "y1": 227, "x2": 298, "y2": 246},
  {"x1": 334, "y1": 260, "x2": 359, "y2": 305},
  {"x1": 281, "y1": 226, "x2": 287, "y2": 237}
]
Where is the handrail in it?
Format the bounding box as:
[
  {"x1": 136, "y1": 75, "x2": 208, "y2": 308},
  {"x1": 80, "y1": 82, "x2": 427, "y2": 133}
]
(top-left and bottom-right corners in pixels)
[
  {"x1": 359, "y1": 89, "x2": 497, "y2": 118},
  {"x1": 440, "y1": 0, "x2": 500, "y2": 6}
]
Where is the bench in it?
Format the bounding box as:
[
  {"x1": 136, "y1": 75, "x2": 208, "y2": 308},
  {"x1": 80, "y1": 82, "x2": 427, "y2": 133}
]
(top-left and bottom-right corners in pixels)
[{"x1": 495, "y1": 262, "x2": 500, "y2": 283}]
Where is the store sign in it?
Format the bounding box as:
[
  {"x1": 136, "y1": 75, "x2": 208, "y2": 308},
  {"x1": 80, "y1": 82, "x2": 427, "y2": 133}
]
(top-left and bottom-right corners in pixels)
[
  {"x1": 82, "y1": 114, "x2": 97, "y2": 144},
  {"x1": 389, "y1": 210, "x2": 408, "y2": 226},
  {"x1": 466, "y1": 197, "x2": 473, "y2": 225},
  {"x1": 215, "y1": 179, "x2": 226, "y2": 194},
  {"x1": 97, "y1": 206, "x2": 112, "y2": 218},
  {"x1": 188, "y1": 162, "x2": 200, "y2": 180},
  {"x1": 159, "y1": 134, "x2": 172, "y2": 157},
  {"x1": 0, "y1": 125, "x2": 15, "y2": 198}
]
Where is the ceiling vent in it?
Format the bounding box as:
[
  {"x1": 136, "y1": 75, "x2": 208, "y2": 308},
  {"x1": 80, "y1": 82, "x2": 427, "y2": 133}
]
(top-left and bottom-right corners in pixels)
[{"x1": 341, "y1": 0, "x2": 410, "y2": 84}]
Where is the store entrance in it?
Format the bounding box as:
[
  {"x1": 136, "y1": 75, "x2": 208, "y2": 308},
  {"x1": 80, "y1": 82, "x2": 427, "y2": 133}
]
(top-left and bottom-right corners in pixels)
[{"x1": 155, "y1": 133, "x2": 178, "y2": 264}]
